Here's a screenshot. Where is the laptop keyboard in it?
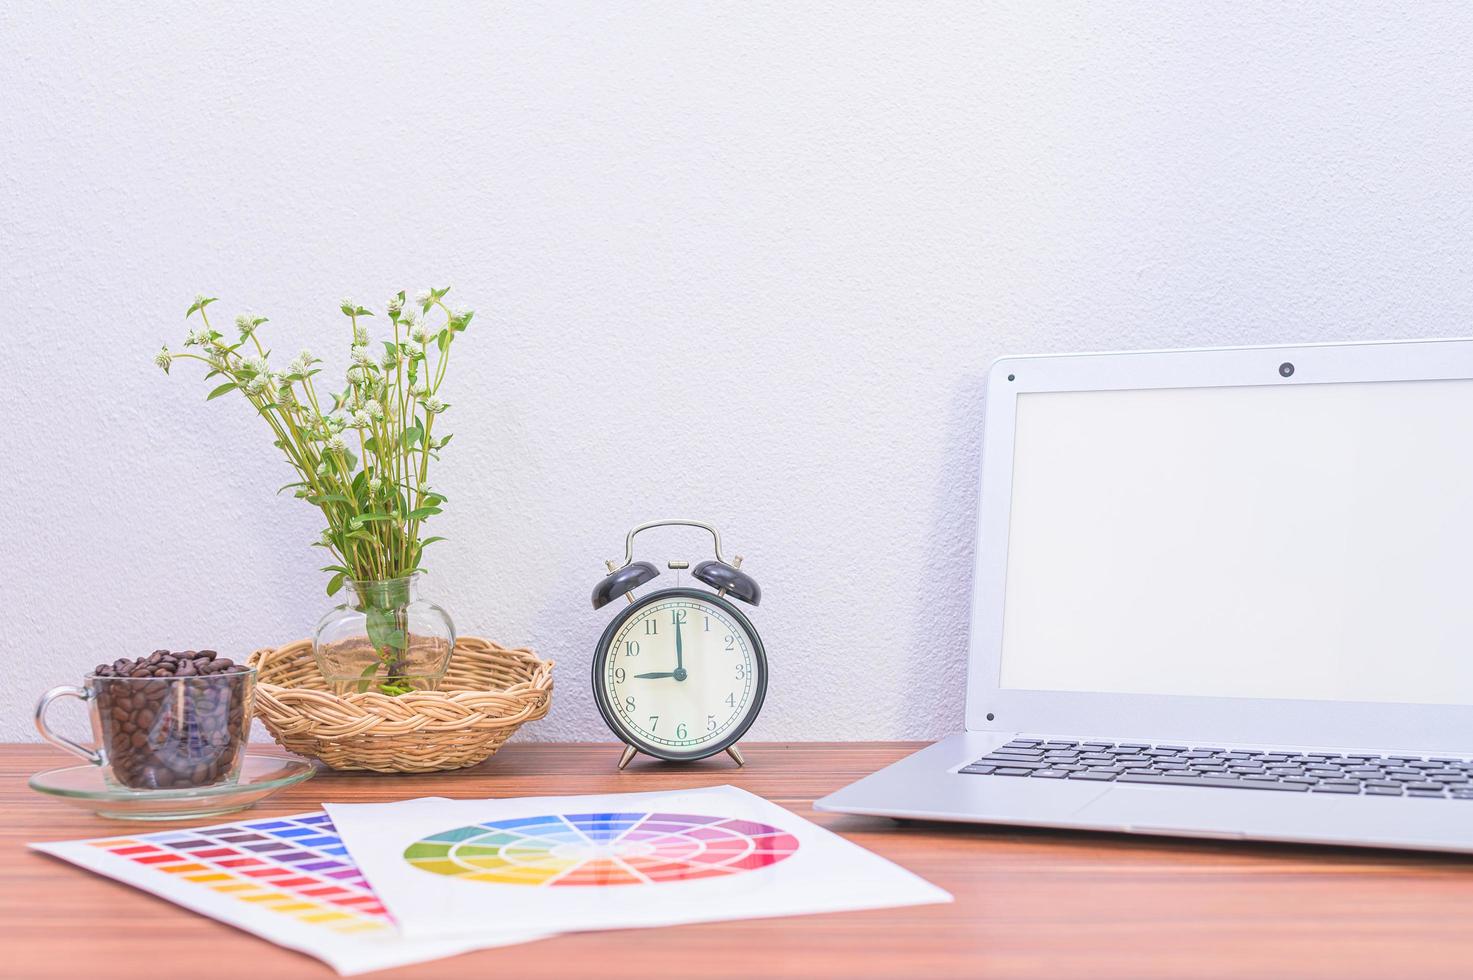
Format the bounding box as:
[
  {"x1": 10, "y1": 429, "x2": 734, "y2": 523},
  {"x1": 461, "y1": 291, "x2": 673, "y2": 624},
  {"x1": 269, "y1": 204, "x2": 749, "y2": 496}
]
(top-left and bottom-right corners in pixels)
[{"x1": 962, "y1": 738, "x2": 1473, "y2": 799}]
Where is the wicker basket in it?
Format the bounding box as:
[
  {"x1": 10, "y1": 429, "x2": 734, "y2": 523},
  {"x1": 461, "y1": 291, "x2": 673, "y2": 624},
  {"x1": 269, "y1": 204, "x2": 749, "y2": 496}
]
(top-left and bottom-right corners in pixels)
[{"x1": 247, "y1": 637, "x2": 553, "y2": 773}]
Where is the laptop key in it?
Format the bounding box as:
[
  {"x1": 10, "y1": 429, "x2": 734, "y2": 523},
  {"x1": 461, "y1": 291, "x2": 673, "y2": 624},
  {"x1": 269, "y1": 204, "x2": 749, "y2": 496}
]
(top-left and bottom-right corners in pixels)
[
  {"x1": 1365, "y1": 786, "x2": 1403, "y2": 795},
  {"x1": 1311, "y1": 784, "x2": 1360, "y2": 794},
  {"x1": 1067, "y1": 771, "x2": 1117, "y2": 781},
  {"x1": 959, "y1": 765, "x2": 997, "y2": 774},
  {"x1": 1118, "y1": 773, "x2": 1308, "y2": 791},
  {"x1": 977, "y1": 757, "x2": 1048, "y2": 769},
  {"x1": 992, "y1": 767, "x2": 1036, "y2": 776},
  {"x1": 1033, "y1": 769, "x2": 1072, "y2": 778}
]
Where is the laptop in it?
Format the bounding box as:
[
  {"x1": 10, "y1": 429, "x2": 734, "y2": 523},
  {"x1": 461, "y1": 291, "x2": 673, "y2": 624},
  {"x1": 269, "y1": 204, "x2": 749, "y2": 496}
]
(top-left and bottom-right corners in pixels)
[{"x1": 817, "y1": 339, "x2": 1473, "y2": 853}]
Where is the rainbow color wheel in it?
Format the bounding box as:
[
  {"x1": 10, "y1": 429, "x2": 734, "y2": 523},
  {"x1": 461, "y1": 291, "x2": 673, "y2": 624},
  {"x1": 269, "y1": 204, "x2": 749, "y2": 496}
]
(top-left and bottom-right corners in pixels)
[{"x1": 402, "y1": 812, "x2": 800, "y2": 886}]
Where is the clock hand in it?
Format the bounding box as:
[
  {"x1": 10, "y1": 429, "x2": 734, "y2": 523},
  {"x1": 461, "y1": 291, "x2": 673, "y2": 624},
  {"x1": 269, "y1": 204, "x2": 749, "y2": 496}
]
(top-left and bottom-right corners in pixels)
[
  {"x1": 633, "y1": 671, "x2": 677, "y2": 679},
  {"x1": 674, "y1": 619, "x2": 684, "y2": 673}
]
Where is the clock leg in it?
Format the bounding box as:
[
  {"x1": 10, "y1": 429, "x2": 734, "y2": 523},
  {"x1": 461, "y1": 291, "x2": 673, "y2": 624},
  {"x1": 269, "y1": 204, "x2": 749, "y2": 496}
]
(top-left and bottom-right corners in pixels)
[
  {"x1": 726, "y1": 744, "x2": 746, "y2": 767},
  {"x1": 617, "y1": 744, "x2": 639, "y2": 770}
]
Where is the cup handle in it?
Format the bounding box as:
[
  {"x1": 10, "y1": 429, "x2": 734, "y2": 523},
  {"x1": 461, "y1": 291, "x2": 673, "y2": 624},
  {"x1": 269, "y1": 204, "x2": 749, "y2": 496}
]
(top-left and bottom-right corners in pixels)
[{"x1": 34, "y1": 685, "x2": 103, "y2": 766}]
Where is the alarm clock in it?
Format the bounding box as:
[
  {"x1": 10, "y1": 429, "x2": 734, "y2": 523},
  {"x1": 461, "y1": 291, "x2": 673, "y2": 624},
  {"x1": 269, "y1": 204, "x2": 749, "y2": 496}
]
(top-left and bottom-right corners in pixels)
[{"x1": 590, "y1": 519, "x2": 767, "y2": 770}]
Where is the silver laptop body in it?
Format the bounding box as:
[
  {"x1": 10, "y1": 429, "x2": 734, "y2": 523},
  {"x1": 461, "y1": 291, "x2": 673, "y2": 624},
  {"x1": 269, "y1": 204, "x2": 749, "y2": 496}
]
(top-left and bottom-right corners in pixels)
[{"x1": 817, "y1": 339, "x2": 1473, "y2": 853}]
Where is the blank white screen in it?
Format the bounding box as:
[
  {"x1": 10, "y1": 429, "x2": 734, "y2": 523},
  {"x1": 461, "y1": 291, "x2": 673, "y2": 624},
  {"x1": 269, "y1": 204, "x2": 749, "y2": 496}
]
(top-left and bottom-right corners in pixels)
[{"x1": 999, "y1": 380, "x2": 1473, "y2": 706}]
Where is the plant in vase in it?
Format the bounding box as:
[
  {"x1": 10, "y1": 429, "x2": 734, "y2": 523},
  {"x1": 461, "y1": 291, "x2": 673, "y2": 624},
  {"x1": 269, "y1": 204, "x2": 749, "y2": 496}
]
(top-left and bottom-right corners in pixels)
[{"x1": 157, "y1": 288, "x2": 470, "y2": 694}]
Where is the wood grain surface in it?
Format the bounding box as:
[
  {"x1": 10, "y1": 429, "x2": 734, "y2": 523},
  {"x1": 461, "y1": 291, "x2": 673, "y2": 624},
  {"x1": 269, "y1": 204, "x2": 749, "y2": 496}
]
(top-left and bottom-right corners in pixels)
[{"x1": 7, "y1": 741, "x2": 1473, "y2": 979}]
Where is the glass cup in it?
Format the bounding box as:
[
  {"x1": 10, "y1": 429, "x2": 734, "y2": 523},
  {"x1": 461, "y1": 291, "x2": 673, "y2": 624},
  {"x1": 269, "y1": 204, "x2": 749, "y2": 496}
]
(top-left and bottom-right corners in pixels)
[{"x1": 35, "y1": 667, "x2": 256, "y2": 791}]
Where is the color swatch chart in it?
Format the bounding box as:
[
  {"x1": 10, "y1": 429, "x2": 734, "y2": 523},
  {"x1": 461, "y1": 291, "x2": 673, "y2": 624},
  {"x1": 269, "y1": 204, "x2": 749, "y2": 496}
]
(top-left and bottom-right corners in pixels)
[
  {"x1": 83, "y1": 813, "x2": 391, "y2": 934},
  {"x1": 403, "y1": 811, "x2": 801, "y2": 886}
]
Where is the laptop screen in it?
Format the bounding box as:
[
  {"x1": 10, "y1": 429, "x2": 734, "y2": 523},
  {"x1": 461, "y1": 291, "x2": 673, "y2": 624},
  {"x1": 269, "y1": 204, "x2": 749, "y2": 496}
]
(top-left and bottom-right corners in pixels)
[{"x1": 999, "y1": 378, "x2": 1473, "y2": 706}]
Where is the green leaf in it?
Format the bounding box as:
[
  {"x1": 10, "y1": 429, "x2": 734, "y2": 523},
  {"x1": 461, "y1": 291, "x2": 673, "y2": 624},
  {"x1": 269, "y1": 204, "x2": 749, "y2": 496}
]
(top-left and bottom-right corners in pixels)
[
  {"x1": 365, "y1": 606, "x2": 408, "y2": 651},
  {"x1": 320, "y1": 564, "x2": 351, "y2": 574},
  {"x1": 402, "y1": 423, "x2": 423, "y2": 449},
  {"x1": 434, "y1": 433, "x2": 454, "y2": 450},
  {"x1": 206, "y1": 382, "x2": 238, "y2": 401},
  {"x1": 278, "y1": 481, "x2": 308, "y2": 495},
  {"x1": 417, "y1": 536, "x2": 448, "y2": 549},
  {"x1": 408, "y1": 506, "x2": 442, "y2": 520},
  {"x1": 309, "y1": 493, "x2": 352, "y2": 505},
  {"x1": 356, "y1": 513, "x2": 397, "y2": 523},
  {"x1": 356, "y1": 661, "x2": 380, "y2": 693},
  {"x1": 326, "y1": 572, "x2": 346, "y2": 596}
]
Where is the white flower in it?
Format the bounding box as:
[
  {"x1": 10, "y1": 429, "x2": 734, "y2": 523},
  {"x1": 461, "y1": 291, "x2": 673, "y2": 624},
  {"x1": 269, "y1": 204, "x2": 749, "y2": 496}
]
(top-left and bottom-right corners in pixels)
[
  {"x1": 387, "y1": 295, "x2": 404, "y2": 316},
  {"x1": 346, "y1": 365, "x2": 365, "y2": 385},
  {"x1": 184, "y1": 328, "x2": 207, "y2": 347},
  {"x1": 353, "y1": 322, "x2": 369, "y2": 345},
  {"x1": 289, "y1": 349, "x2": 314, "y2": 374},
  {"x1": 365, "y1": 399, "x2": 384, "y2": 420},
  {"x1": 350, "y1": 344, "x2": 371, "y2": 365},
  {"x1": 349, "y1": 409, "x2": 372, "y2": 429},
  {"x1": 411, "y1": 324, "x2": 430, "y2": 344},
  {"x1": 368, "y1": 476, "x2": 383, "y2": 495},
  {"x1": 234, "y1": 313, "x2": 258, "y2": 338},
  {"x1": 411, "y1": 381, "x2": 430, "y2": 399},
  {"x1": 340, "y1": 298, "x2": 355, "y2": 314},
  {"x1": 452, "y1": 305, "x2": 472, "y2": 321},
  {"x1": 245, "y1": 374, "x2": 269, "y2": 395},
  {"x1": 325, "y1": 414, "x2": 346, "y2": 434},
  {"x1": 245, "y1": 355, "x2": 269, "y2": 375},
  {"x1": 424, "y1": 396, "x2": 446, "y2": 414},
  {"x1": 380, "y1": 349, "x2": 399, "y2": 371},
  {"x1": 327, "y1": 435, "x2": 347, "y2": 454},
  {"x1": 153, "y1": 346, "x2": 172, "y2": 373},
  {"x1": 413, "y1": 288, "x2": 431, "y2": 306}
]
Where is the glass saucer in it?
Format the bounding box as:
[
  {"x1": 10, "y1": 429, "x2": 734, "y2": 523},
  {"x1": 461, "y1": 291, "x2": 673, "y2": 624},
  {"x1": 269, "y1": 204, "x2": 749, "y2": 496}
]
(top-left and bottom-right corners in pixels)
[{"x1": 29, "y1": 754, "x2": 316, "y2": 820}]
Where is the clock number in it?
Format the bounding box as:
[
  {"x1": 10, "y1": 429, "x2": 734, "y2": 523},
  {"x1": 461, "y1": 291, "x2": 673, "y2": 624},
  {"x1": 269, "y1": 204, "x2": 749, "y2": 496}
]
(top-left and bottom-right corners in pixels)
[
  {"x1": 644, "y1": 618, "x2": 658, "y2": 635},
  {"x1": 649, "y1": 715, "x2": 659, "y2": 732},
  {"x1": 735, "y1": 663, "x2": 747, "y2": 679},
  {"x1": 624, "y1": 696, "x2": 635, "y2": 713},
  {"x1": 670, "y1": 609, "x2": 687, "y2": 626},
  {"x1": 625, "y1": 640, "x2": 640, "y2": 657},
  {"x1": 613, "y1": 667, "x2": 626, "y2": 683},
  {"x1": 675, "y1": 723, "x2": 688, "y2": 740},
  {"x1": 725, "y1": 635, "x2": 735, "y2": 652},
  {"x1": 725, "y1": 692, "x2": 736, "y2": 708},
  {"x1": 707, "y1": 714, "x2": 717, "y2": 731}
]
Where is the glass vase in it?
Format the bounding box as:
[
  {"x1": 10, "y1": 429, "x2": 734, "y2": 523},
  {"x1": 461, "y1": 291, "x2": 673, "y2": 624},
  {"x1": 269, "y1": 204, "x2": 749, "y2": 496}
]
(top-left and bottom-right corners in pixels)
[{"x1": 312, "y1": 572, "x2": 456, "y2": 693}]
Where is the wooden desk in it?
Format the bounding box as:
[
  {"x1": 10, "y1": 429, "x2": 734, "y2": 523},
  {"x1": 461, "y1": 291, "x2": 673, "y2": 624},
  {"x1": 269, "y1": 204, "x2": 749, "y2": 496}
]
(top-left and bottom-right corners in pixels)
[{"x1": 6, "y1": 741, "x2": 1473, "y2": 978}]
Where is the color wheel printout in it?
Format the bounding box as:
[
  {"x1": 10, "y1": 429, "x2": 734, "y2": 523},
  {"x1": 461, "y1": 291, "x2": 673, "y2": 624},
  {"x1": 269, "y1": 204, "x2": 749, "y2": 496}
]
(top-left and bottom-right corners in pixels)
[{"x1": 327, "y1": 785, "x2": 951, "y2": 939}]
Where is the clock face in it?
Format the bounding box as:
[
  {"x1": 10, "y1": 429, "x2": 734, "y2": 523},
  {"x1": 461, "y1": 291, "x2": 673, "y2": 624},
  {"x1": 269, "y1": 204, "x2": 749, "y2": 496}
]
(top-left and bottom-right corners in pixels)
[{"x1": 593, "y1": 588, "x2": 767, "y2": 760}]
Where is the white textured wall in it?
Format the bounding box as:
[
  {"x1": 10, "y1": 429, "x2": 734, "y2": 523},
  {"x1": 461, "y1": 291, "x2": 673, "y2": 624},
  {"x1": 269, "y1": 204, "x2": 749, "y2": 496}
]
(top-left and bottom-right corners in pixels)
[{"x1": 4, "y1": 3, "x2": 1472, "y2": 743}]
